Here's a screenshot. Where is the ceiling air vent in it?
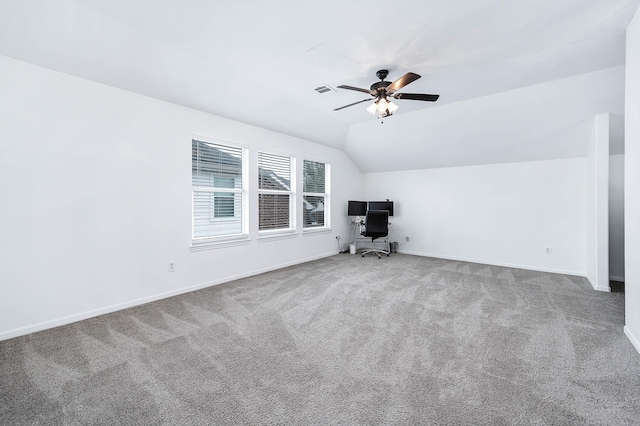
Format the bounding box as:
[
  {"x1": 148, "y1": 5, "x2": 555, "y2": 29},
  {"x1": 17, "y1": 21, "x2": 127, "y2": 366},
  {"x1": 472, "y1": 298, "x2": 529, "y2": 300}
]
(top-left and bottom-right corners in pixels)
[{"x1": 314, "y1": 85, "x2": 335, "y2": 94}]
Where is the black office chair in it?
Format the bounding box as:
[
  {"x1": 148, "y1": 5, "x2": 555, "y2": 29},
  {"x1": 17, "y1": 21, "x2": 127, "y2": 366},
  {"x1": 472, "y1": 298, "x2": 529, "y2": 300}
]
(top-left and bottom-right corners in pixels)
[{"x1": 361, "y1": 210, "x2": 390, "y2": 258}]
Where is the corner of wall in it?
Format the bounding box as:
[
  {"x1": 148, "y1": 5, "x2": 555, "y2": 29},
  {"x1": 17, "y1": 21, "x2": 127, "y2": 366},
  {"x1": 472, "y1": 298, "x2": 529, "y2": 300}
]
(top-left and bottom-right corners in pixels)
[
  {"x1": 624, "y1": 326, "x2": 640, "y2": 355},
  {"x1": 586, "y1": 114, "x2": 610, "y2": 291},
  {"x1": 625, "y1": 3, "x2": 640, "y2": 355}
]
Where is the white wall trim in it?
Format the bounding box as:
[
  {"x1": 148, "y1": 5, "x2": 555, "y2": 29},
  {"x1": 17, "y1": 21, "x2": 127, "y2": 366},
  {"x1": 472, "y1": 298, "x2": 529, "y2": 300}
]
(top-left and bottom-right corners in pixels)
[
  {"x1": 302, "y1": 227, "x2": 333, "y2": 235},
  {"x1": 397, "y1": 249, "x2": 586, "y2": 278},
  {"x1": 0, "y1": 251, "x2": 337, "y2": 342},
  {"x1": 624, "y1": 326, "x2": 640, "y2": 355},
  {"x1": 609, "y1": 275, "x2": 625, "y2": 282},
  {"x1": 587, "y1": 276, "x2": 612, "y2": 292},
  {"x1": 257, "y1": 231, "x2": 298, "y2": 242},
  {"x1": 190, "y1": 237, "x2": 252, "y2": 252}
]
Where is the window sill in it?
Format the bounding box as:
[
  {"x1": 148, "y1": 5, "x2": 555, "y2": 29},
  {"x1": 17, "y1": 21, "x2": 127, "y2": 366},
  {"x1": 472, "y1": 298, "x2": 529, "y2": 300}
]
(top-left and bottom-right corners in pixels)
[
  {"x1": 190, "y1": 236, "x2": 251, "y2": 251},
  {"x1": 258, "y1": 230, "x2": 298, "y2": 242},
  {"x1": 302, "y1": 227, "x2": 332, "y2": 235}
]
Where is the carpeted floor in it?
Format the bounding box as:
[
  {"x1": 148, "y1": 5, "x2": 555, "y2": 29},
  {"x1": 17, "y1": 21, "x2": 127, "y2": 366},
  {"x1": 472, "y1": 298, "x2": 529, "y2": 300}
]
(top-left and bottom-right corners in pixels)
[{"x1": 1, "y1": 254, "x2": 639, "y2": 425}]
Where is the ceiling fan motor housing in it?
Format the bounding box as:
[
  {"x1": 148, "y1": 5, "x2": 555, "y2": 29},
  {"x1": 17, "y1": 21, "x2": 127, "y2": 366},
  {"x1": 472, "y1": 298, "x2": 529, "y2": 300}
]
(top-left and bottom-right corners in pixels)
[
  {"x1": 371, "y1": 69, "x2": 391, "y2": 95},
  {"x1": 370, "y1": 81, "x2": 391, "y2": 93},
  {"x1": 376, "y1": 69, "x2": 389, "y2": 80}
]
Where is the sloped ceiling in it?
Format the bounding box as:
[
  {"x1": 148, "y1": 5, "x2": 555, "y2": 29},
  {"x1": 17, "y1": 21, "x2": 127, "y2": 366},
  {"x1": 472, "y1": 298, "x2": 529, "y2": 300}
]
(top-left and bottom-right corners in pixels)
[{"x1": 0, "y1": 0, "x2": 637, "y2": 171}]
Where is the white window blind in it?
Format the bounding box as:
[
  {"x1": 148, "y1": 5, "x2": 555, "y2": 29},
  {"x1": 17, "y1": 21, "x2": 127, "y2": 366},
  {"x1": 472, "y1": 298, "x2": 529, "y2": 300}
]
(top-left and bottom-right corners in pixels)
[
  {"x1": 192, "y1": 139, "x2": 247, "y2": 242},
  {"x1": 303, "y1": 160, "x2": 329, "y2": 229},
  {"x1": 258, "y1": 151, "x2": 294, "y2": 232}
]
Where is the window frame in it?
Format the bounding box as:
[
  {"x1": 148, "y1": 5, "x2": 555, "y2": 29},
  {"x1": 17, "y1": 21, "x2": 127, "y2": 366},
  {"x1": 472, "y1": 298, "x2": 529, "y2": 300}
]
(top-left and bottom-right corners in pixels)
[
  {"x1": 191, "y1": 137, "x2": 249, "y2": 248},
  {"x1": 257, "y1": 150, "x2": 296, "y2": 237},
  {"x1": 256, "y1": 148, "x2": 297, "y2": 238},
  {"x1": 302, "y1": 158, "x2": 331, "y2": 231}
]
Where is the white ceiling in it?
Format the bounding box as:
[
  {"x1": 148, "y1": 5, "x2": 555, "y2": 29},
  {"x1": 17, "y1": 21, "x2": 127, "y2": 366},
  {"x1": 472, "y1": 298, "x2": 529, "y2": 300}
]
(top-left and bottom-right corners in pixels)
[{"x1": 0, "y1": 0, "x2": 637, "y2": 171}]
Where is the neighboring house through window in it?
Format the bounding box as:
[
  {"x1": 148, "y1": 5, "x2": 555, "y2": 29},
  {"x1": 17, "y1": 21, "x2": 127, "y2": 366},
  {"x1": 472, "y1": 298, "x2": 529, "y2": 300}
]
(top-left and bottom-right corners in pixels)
[
  {"x1": 303, "y1": 159, "x2": 330, "y2": 229},
  {"x1": 192, "y1": 139, "x2": 247, "y2": 243},
  {"x1": 258, "y1": 151, "x2": 295, "y2": 233}
]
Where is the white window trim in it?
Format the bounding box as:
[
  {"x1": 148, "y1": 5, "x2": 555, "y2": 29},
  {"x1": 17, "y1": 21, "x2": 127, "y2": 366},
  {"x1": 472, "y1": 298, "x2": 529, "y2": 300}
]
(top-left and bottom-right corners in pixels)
[
  {"x1": 301, "y1": 226, "x2": 333, "y2": 235},
  {"x1": 191, "y1": 136, "x2": 250, "y2": 246},
  {"x1": 257, "y1": 151, "x2": 296, "y2": 237},
  {"x1": 257, "y1": 229, "x2": 298, "y2": 242},
  {"x1": 302, "y1": 159, "x2": 330, "y2": 231},
  {"x1": 190, "y1": 236, "x2": 251, "y2": 251}
]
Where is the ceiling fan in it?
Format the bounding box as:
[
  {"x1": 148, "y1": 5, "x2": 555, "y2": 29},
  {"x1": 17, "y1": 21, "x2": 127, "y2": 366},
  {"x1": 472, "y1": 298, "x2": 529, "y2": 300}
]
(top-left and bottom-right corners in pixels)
[{"x1": 334, "y1": 69, "x2": 439, "y2": 118}]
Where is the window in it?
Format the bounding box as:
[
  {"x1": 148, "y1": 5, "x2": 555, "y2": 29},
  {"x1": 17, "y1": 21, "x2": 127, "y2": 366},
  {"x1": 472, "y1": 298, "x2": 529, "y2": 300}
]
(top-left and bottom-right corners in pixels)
[
  {"x1": 192, "y1": 139, "x2": 247, "y2": 243},
  {"x1": 303, "y1": 159, "x2": 330, "y2": 229},
  {"x1": 209, "y1": 177, "x2": 235, "y2": 219},
  {"x1": 258, "y1": 151, "x2": 295, "y2": 233}
]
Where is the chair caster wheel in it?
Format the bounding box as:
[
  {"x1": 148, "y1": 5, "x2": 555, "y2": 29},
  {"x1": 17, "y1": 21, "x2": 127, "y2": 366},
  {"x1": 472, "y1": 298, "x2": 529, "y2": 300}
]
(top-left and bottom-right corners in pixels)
[
  {"x1": 362, "y1": 254, "x2": 364, "y2": 257},
  {"x1": 387, "y1": 254, "x2": 390, "y2": 257}
]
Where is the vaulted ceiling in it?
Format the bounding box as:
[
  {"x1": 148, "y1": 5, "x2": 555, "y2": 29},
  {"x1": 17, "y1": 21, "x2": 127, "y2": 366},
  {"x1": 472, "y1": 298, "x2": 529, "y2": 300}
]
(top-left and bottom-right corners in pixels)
[{"x1": 0, "y1": 0, "x2": 637, "y2": 172}]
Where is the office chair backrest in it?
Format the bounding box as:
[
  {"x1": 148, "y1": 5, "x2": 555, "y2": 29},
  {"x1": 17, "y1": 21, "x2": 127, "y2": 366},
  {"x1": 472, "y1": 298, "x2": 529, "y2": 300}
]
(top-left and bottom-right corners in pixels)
[{"x1": 364, "y1": 210, "x2": 389, "y2": 240}]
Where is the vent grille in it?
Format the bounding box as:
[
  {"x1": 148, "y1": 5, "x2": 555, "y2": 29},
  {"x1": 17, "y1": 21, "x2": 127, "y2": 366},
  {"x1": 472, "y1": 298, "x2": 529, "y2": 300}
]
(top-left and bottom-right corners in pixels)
[{"x1": 314, "y1": 85, "x2": 334, "y2": 94}]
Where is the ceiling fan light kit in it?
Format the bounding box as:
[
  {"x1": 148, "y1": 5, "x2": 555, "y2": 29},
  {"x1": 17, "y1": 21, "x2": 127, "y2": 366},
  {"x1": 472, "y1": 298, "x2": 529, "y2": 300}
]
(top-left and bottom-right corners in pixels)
[
  {"x1": 334, "y1": 69, "x2": 439, "y2": 120},
  {"x1": 366, "y1": 102, "x2": 379, "y2": 115},
  {"x1": 366, "y1": 98, "x2": 399, "y2": 118}
]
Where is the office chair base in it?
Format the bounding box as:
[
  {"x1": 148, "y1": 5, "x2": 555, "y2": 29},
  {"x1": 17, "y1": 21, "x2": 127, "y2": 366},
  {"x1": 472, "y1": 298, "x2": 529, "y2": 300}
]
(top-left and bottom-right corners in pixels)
[{"x1": 361, "y1": 248, "x2": 390, "y2": 259}]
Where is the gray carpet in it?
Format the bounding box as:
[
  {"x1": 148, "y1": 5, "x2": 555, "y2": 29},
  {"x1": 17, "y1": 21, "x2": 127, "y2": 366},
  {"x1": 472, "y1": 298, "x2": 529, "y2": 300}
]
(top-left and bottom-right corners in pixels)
[{"x1": 1, "y1": 254, "x2": 639, "y2": 425}]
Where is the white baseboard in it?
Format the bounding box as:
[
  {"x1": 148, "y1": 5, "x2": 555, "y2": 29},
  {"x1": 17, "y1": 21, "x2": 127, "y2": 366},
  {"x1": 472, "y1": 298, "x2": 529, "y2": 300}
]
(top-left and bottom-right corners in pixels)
[
  {"x1": 397, "y1": 249, "x2": 585, "y2": 277},
  {"x1": 0, "y1": 251, "x2": 337, "y2": 342},
  {"x1": 624, "y1": 326, "x2": 640, "y2": 356},
  {"x1": 586, "y1": 276, "x2": 611, "y2": 292},
  {"x1": 609, "y1": 275, "x2": 625, "y2": 282}
]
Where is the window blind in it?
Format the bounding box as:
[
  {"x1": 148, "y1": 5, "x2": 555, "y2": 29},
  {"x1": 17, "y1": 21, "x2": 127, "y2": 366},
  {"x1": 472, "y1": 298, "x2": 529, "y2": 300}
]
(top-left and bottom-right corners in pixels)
[
  {"x1": 192, "y1": 139, "x2": 245, "y2": 241},
  {"x1": 258, "y1": 151, "x2": 293, "y2": 231},
  {"x1": 303, "y1": 160, "x2": 329, "y2": 228},
  {"x1": 302, "y1": 160, "x2": 325, "y2": 193}
]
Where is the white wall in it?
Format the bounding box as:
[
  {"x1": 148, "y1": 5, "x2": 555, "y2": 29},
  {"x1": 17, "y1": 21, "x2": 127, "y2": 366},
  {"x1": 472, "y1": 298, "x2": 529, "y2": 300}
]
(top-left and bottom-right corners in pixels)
[
  {"x1": 625, "y1": 6, "x2": 640, "y2": 354},
  {"x1": 0, "y1": 55, "x2": 364, "y2": 339},
  {"x1": 609, "y1": 154, "x2": 625, "y2": 281},
  {"x1": 363, "y1": 158, "x2": 586, "y2": 275},
  {"x1": 586, "y1": 114, "x2": 610, "y2": 291}
]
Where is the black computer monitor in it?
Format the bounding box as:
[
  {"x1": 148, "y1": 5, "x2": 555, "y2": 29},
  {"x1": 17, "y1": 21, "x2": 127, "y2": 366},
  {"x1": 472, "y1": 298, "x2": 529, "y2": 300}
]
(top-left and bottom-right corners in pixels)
[
  {"x1": 348, "y1": 200, "x2": 367, "y2": 216},
  {"x1": 368, "y1": 200, "x2": 394, "y2": 216}
]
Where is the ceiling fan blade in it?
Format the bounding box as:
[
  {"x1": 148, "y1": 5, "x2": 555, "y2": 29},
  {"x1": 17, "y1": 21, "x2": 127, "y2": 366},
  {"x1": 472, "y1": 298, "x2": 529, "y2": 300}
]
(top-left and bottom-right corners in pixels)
[
  {"x1": 337, "y1": 85, "x2": 374, "y2": 95},
  {"x1": 385, "y1": 72, "x2": 421, "y2": 94},
  {"x1": 333, "y1": 98, "x2": 373, "y2": 111},
  {"x1": 393, "y1": 93, "x2": 439, "y2": 102}
]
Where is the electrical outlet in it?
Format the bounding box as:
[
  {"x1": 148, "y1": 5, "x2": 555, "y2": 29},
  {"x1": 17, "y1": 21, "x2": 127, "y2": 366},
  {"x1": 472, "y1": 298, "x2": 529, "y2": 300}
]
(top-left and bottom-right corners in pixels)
[
  {"x1": 406, "y1": 236, "x2": 410, "y2": 242},
  {"x1": 168, "y1": 261, "x2": 175, "y2": 272},
  {"x1": 545, "y1": 247, "x2": 552, "y2": 255}
]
